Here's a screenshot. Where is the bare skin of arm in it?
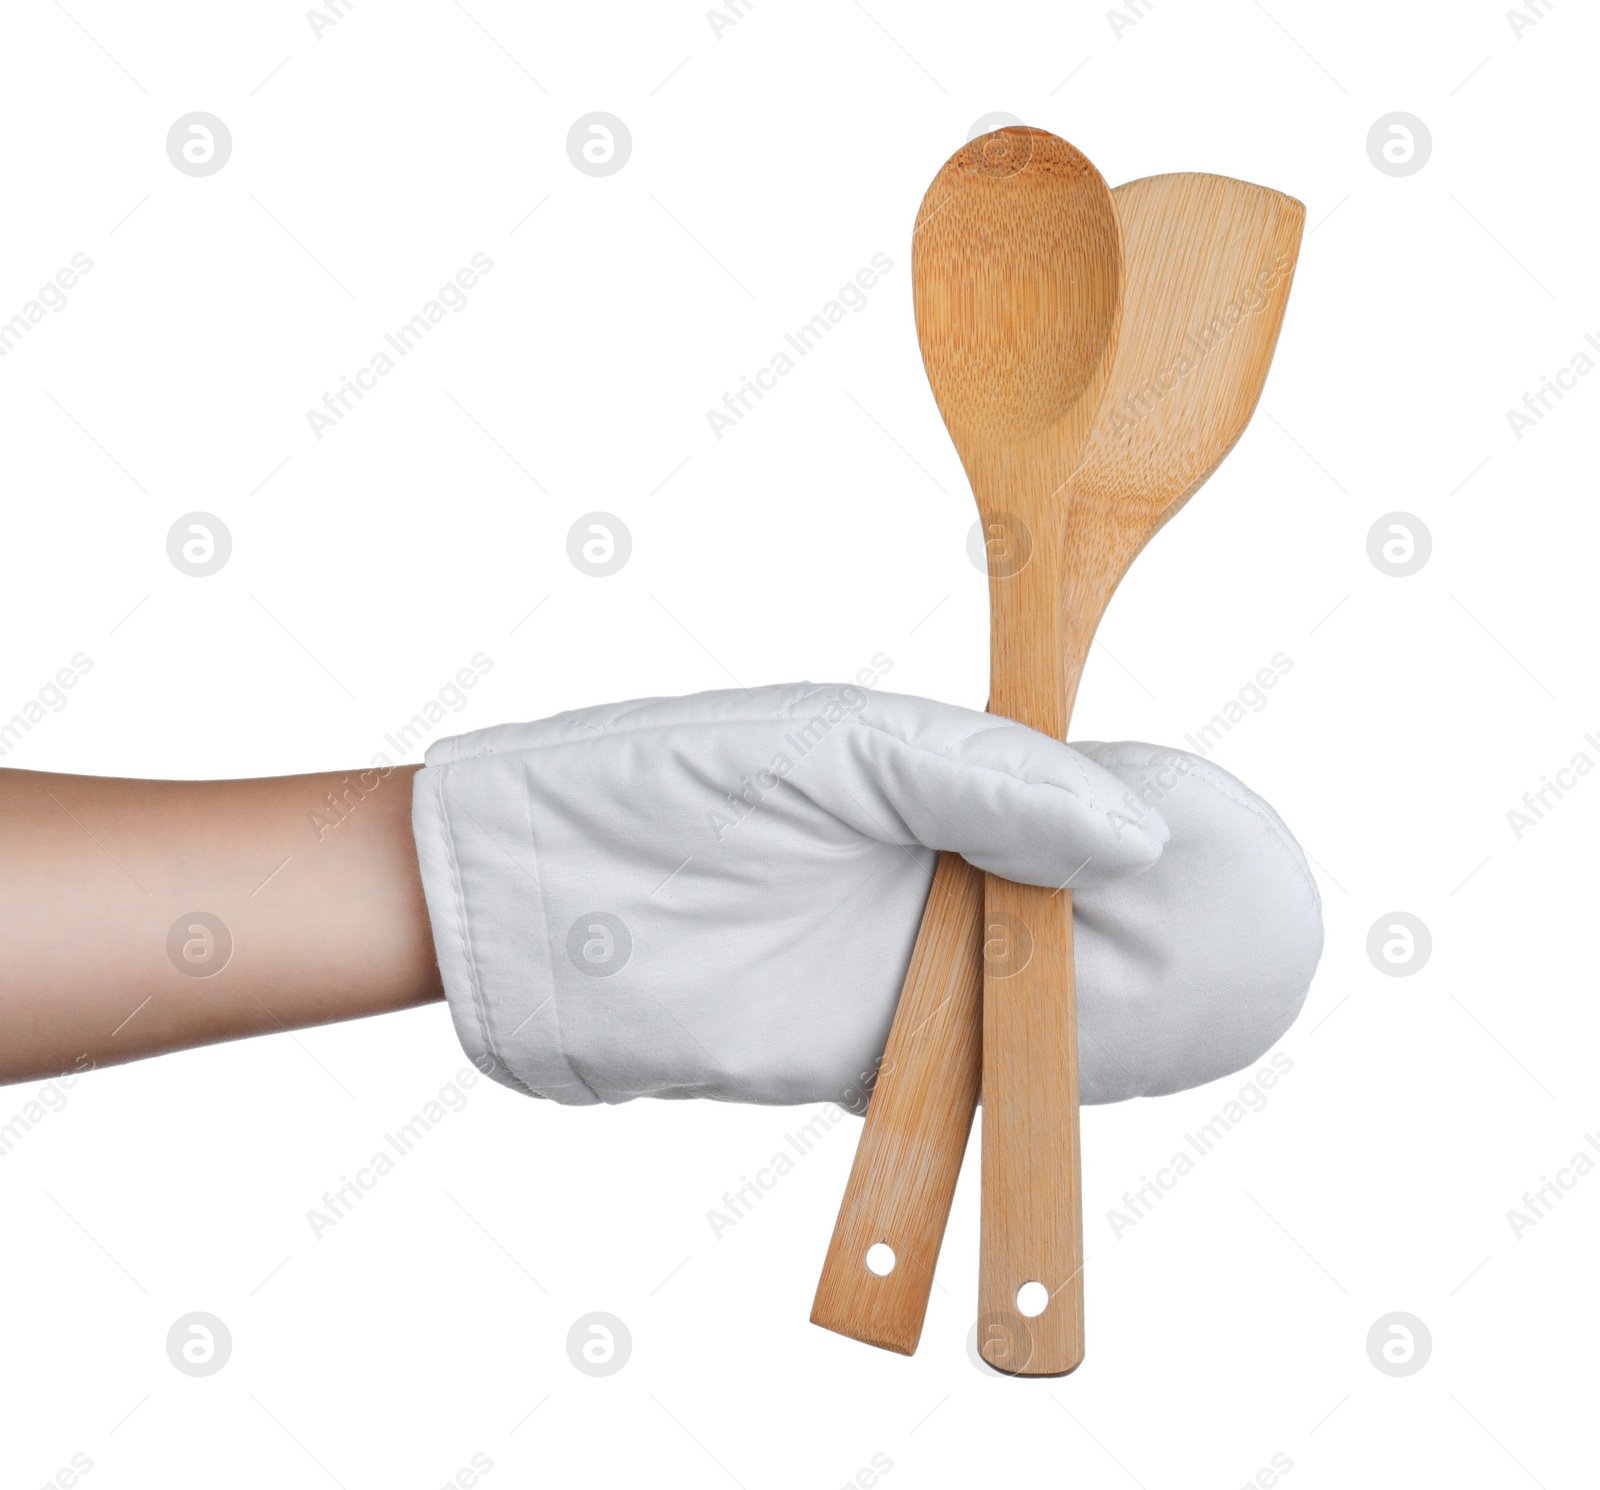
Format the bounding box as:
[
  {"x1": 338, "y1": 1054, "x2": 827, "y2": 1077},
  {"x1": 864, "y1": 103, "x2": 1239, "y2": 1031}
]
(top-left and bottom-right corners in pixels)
[{"x1": 0, "y1": 764, "x2": 443, "y2": 1087}]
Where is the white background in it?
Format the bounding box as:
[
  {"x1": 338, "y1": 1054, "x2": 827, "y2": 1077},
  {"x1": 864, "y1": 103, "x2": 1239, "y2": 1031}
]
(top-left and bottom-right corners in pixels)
[{"x1": 2, "y1": 0, "x2": 1596, "y2": 1486}]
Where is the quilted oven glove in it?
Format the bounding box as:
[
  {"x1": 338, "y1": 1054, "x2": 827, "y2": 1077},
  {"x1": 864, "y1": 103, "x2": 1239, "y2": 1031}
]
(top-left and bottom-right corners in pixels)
[{"x1": 410, "y1": 683, "x2": 1321, "y2": 1109}]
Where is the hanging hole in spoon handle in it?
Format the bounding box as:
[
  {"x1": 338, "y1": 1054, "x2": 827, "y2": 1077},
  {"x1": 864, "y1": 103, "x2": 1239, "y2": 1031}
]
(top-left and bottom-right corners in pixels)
[
  {"x1": 811, "y1": 851, "x2": 984, "y2": 1355},
  {"x1": 978, "y1": 875, "x2": 1083, "y2": 1376}
]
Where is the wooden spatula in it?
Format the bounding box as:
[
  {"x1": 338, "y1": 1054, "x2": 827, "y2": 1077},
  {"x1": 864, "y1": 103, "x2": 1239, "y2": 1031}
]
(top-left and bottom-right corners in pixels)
[{"x1": 812, "y1": 169, "x2": 1305, "y2": 1368}]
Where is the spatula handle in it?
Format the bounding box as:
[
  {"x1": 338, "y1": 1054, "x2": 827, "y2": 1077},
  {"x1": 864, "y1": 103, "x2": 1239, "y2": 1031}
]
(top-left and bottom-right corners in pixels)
[{"x1": 810, "y1": 850, "x2": 983, "y2": 1354}]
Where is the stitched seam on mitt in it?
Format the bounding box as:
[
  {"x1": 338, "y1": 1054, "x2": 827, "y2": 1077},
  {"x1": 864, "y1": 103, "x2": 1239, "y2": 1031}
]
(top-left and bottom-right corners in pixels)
[
  {"x1": 431, "y1": 772, "x2": 535, "y2": 1099},
  {"x1": 523, "y1": 772, "x2": 603, "y2": 1105}
]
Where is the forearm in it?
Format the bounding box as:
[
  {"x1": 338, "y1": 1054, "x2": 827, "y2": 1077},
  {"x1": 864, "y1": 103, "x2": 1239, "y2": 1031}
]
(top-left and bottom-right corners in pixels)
[{"x1": 0, "y1": 764, "x2": 442, "y2": 1086}]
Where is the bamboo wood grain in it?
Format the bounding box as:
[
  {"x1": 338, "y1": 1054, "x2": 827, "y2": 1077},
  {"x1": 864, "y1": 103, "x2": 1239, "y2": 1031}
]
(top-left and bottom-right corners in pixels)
[
  {"x1": 807, "y1": 849, "x2": 983, "y2": 1354},
  {"x1": 815, "y1": 127, "x2": 1123, "y2": 1368},
  {"x1": 812, "y1": 167, "x2": 1305, "y2": 1368},
  {"x1": 922, "y1": 137, "x2": 1124, "y2": 1378}
]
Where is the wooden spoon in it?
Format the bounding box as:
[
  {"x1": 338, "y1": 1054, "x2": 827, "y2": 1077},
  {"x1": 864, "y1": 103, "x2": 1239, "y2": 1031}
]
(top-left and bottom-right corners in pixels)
[
  {"x1": 812, "y1": 170, "x2": 1306, "y2": 1368},
  {"x1": 860, "y1": 126, "x2": 1124, "y2": 1374}
]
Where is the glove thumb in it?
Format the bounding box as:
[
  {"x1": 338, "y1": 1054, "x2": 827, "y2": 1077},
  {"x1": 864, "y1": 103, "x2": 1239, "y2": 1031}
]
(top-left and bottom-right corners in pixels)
[{"x1": 782, "y1": 687, "x2": 1169, "y2": 888}]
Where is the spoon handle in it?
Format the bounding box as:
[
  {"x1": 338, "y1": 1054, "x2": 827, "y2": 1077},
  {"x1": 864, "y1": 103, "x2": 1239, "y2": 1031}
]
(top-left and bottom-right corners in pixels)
[
  {"x1": 978, "y1": 876, "x2": 1082, "y2": 1373},
  {"x1": 810, "y1": 850, "x2": 983, "y2": 1354},
  {"x1": 976, "y1": 524, "x2": 1082, "y2": 1375},
  {"x1": 813, "y1": 504, "x2": 1085, "y2": 1370}
]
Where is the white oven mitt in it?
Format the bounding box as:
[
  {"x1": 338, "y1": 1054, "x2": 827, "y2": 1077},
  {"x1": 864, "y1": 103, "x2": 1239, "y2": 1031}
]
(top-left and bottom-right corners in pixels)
[{"x1": 411, "y1": 683, "x2": 1321, "y2": 1108}]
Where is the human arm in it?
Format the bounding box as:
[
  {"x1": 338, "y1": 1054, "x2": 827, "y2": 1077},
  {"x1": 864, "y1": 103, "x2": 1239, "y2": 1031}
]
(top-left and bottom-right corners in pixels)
[{"x1": 0, "y1": 763, "x2": 441, "y2": 1086}]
